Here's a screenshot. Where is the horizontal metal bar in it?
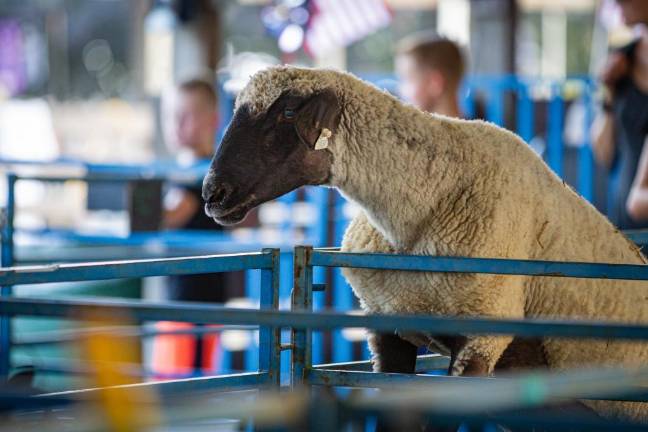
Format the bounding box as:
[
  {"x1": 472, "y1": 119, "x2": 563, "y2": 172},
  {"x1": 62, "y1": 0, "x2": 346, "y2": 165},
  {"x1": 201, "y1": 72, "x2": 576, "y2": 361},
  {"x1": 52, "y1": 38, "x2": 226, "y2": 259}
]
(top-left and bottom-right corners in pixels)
[
  {"x1": 13, "y1": 324, "x2": 257, "y2": 346},
  {"x1": 17, "y1": 228, "x2": 240, "y2": 246},
  {"x1": 7, "y1": 164, "x2": 207, "y2": 185},
  {"x1": 26, "y1": 385, "x2": 648, "y2": 432},
  {"x1": 16, "y1": 228, "x2": 307, "y2": 251},
  {"x1": 0, "y1": 393, "x2": 75, "y2": 410},
  {"x1": 474, "y1": 412, "x2": 647, "y2": 432},
  {"x1": 15, "y1": 358, "x2": 250, "y2": 381},
  {"x1": 39, "y1": 371, "x2": 267, "y2": 399},
  {"x1": 314, "y1": 354, "x2": 449, "y2": 372},
  {"x1": 416, "y1": 355, "x2": 450, "y2": 371},
  {"x1": 311, "y1": 250, "x2": 648, "y2": 281},
  {"x1": 307, "y1": 370, "x2": 648, "y2": 403},
  {"x1": 15, "y1": 358, "x2": 143, "y2": 378},
  {"x1": 0, "y1": 252, "x2": 272, "y2": 285},
  {"x1": 350, "y1": 409, "x2": 648, "y2": 432},
  {"x1": 11, "y1": 174, "x2": 171, "y2": 183},
  {"x1": 5, "y1": 297, "x2": 648, "y2": 341},
  {"x1": 624, "y1": 230, "x2": 648, "y2": 247},
  {"x1": 309, "y1": 368, "x2": 474, "y2": 387},
  {"x1": 10, "y1": 390, "x2": 260, "y2": 432}
]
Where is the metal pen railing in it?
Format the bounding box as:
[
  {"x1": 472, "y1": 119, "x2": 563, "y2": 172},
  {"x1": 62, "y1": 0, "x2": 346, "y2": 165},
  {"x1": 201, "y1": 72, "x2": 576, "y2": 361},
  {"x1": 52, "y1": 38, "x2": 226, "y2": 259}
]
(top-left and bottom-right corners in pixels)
[
  {"x1": 0, "y1": 169, "x2": 329, "y2": 379},
  {"x1": 0, "y1": 249, "x2": 281, "y2": 390},
  {"x1": 292, "y1": 246, "x2": 648, "y2": 408},
  {"x1": 2, "y1": 246, "x2": 648, "y2": 430}
]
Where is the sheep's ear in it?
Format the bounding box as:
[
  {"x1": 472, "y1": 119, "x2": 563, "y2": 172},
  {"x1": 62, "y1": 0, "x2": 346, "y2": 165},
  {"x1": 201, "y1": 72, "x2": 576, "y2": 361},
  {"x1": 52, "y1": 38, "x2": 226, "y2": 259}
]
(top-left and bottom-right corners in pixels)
[{"x1": 295, "y1": 89, "x2": 341, "y2": 150}]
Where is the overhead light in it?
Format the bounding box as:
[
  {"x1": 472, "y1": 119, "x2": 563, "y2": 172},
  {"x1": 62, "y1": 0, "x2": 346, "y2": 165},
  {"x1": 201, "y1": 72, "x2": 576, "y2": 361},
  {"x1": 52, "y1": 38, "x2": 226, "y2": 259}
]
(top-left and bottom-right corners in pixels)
[{"x1": 278, "y1": 24, "x2": 304, "y2": 53}]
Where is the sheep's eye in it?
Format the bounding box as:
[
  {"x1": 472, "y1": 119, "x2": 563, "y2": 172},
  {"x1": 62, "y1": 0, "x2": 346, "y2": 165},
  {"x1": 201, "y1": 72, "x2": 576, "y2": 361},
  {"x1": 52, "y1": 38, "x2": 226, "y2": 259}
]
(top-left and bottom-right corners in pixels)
[{"x1": 283, "y1": 109, "x2": 296, "y2": 119}]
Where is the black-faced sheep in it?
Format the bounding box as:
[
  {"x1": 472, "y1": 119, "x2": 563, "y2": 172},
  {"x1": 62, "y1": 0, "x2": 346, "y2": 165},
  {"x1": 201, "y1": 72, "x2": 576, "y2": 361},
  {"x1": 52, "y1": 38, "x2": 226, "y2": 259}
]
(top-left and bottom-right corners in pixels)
[{"x1": 202, "y1": 65, "x2": 648, "y2": 423}]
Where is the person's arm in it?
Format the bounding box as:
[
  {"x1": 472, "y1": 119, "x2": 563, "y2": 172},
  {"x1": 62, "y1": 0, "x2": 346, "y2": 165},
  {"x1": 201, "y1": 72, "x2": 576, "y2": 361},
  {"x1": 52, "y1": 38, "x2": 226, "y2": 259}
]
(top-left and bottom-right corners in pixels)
[
  {"x1": 591, "y1": 51, "x2": 629, "y2": 168},
  {"x1": 591, "y1": 111, "x2": 616, "y2": 169},
  {"x1": 626, "y1": 137, "x2": 648, "y2": 222},
  {"x1": 163, "y1": 187, "x2": 200, "y2": 229}
]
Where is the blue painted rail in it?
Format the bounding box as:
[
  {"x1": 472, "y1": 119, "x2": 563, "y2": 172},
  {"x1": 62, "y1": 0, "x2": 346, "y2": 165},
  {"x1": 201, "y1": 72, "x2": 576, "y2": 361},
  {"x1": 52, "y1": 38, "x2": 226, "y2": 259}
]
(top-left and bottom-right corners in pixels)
[
  {"x1": 0, "y1": 168, "x2": 330, "y2": 381},
  {"x1": 5, "y1": 296, "x2": 648, "y2": 342},
  {"x1": 6, "y1": 165, "x2": 648, "y2": 382},
  {"x1": 2, "y1": 247, "x2": 648, "y2": 430},
  {"x1": 0, "y1": 249, "x2": 282, "y2": 391},
  {"x1": 292, "y1": 246, "x2": 648, "y2": 410}
]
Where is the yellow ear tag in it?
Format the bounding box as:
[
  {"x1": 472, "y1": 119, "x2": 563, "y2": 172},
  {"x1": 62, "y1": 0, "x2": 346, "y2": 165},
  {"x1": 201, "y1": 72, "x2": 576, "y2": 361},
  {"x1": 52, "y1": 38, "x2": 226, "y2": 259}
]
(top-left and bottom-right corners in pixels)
[{"x1": 314, "y1": 128, "x2": 332, "y2": 150}]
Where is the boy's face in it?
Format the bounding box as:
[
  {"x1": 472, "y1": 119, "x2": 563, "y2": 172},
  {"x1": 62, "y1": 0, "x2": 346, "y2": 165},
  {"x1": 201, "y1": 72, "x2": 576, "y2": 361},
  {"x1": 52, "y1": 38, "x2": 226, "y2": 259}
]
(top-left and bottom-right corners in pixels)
[
  {"x1": 396, "y1": 54, "x2": 444, "y2": 112},
  {"x1": 175, "y1": 90, "x2": 218, "y2": 152}
]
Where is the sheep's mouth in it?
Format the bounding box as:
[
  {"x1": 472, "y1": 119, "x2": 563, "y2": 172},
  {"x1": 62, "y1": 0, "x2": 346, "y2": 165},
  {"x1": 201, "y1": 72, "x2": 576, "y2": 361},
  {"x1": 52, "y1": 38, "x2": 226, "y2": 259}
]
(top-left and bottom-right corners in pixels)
[{"x1": 205, "y1": 195, "x2": 257, "y2": 226}]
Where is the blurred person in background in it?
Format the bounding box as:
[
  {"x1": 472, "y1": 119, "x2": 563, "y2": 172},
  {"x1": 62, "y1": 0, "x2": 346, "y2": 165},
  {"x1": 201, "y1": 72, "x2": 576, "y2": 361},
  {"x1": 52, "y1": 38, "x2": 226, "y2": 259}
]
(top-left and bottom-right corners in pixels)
[
  {"x1": 163, "y1": 79, "x2": 221, "y2": 229},
  {"x1": 592, "y1": 0, "x2": 648, "y2": 228},
  {"x1": 395, "y1": 32, "x2": 466, "y2": 118},
  {"x1": 153, "y1": 78, "x2": 226, "y2": 377}
]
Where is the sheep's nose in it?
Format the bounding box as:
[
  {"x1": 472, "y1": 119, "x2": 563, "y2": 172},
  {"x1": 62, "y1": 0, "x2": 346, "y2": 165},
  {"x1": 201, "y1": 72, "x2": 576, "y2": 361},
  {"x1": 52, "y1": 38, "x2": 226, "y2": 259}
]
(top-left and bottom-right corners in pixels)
[
  {"x1": 208, "y1": 183, "x2": 234, "y2": 207},
  {"x1": 202, "y1": 172, "x2": 215, "y2": 201}
]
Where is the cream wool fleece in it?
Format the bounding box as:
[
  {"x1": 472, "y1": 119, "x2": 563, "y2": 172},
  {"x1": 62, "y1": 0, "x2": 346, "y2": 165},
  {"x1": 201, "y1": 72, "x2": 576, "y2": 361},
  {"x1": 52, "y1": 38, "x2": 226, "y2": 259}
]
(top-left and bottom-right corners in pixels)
[{"x1": 238, "y1": 66, "x2": 648, "y2": 421}]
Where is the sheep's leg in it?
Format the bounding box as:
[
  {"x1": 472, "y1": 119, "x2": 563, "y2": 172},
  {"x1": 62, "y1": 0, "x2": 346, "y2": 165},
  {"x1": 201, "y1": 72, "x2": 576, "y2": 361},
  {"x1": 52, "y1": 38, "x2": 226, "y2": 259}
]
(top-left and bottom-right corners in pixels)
[
  {"x1": 381, "y1": 334, "x2": 498, "y2": 432},
  {"x1": 368, "y1": 331, "x2": 417, "y2": 373},
  {"x1": 426, "y1": 336, "x2": 515, "y2": 432},
  {"x1": 368, "y1": 333, "x2": 461, "y2": 432},
  {"x1": 369, "y1": 332, "x2": 424, "y2": 431},
  {"x1": 449, "y1": 335, "x2": 514, "y2": 376}
]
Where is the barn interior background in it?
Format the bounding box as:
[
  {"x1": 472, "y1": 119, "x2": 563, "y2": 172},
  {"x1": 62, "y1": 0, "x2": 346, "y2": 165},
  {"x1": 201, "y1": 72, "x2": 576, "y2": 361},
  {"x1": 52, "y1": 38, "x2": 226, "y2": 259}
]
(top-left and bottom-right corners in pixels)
[{"x1": 0, "y1": 0, "x2": 646, "y2": 431}]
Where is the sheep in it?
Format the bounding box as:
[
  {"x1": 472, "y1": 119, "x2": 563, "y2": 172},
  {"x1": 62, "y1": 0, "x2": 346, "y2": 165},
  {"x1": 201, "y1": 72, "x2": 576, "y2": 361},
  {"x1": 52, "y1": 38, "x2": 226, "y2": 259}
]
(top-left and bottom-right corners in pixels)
[{"x1": 202, "y1": 65, "x2": 648, "y2": 424}]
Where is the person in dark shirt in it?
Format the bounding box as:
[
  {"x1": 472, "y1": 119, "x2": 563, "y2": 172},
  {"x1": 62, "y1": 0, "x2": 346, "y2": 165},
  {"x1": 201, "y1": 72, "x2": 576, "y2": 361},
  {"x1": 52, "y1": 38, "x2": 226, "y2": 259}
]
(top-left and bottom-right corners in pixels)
[
  {"x1": 153, "y1": 79, "x2": 225, "y2": 377},
  {"x1": 592, "y1": 0, "x2": 648, "y2": 229}
]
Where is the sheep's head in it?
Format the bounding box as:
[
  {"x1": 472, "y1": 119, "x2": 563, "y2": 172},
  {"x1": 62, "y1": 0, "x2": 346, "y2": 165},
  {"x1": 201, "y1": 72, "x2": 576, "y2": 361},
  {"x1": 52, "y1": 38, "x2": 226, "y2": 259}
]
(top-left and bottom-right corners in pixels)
[{"x1": 202, "y1": 67, "x2": 342, "y2": 225}]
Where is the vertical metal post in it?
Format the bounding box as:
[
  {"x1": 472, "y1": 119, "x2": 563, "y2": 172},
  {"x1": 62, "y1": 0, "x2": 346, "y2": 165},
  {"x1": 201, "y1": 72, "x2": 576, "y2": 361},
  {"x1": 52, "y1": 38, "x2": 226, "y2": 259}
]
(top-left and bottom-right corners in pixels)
[
  {"x1": 333, "y1": 194, "x2": 353, "y2": 363},
  {"x1": 461, "y1": 85, "x2": 477, "y2": 119},
  {"x1": 279, "y1": 252, "x2": 292, "y2": 383},
  {"x1": 259, "y1": 248, "x2": 281, "y2": 387},
  {"x1": 579, "y1": 80, "x2": 594, "y2": 202},
  {"x1": 311, "y1": 266, "x2": 324, "y2": 365},
  {"x1": 516, "y1": 79, "x2": 534, "y2": 144},
  {"x1": 306, "y1": 187, "x2": 329, "y2": 365},
  {"x1": 0, "y1": 174, "x2": 16, "y2": 377},
  {"x1": 548, "y1": 82, "x2": 565, "y2": 177},
  {"x1": 332, "y1": 268, "x2": 353, "y2": 363},
  {"x1": 291, "y1": 246, "x2": 312, "y2": 388},
  {"x1": 304, "y1": 187, "x2": 328, "y2": 246},
  {"x1": 244, "y1": 269, "x2": 261, "y2": 372},
  {"x1": 486, "y1": 79, "x2": 505, "y2": 127}
]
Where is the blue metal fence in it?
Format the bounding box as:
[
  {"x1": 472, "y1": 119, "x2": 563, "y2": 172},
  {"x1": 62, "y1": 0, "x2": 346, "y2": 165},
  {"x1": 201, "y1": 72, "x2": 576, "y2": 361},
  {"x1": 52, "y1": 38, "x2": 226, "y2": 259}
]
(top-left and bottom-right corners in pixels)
[
  {"x1": 0, "y1": 174, "x2": 15, "y2": 376},
  {"x1": 0, "y1": 249, "x2": 281, "y2": 393},
  {"x1": 292, "y1": 247, "x2": 648, "y2": 396},
  {"x1": 0, "y1": 169, "x2": 330, "y2": 380},
  {"x1": 1, "y1": 246, "x2": 648, "y2": 429}
]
